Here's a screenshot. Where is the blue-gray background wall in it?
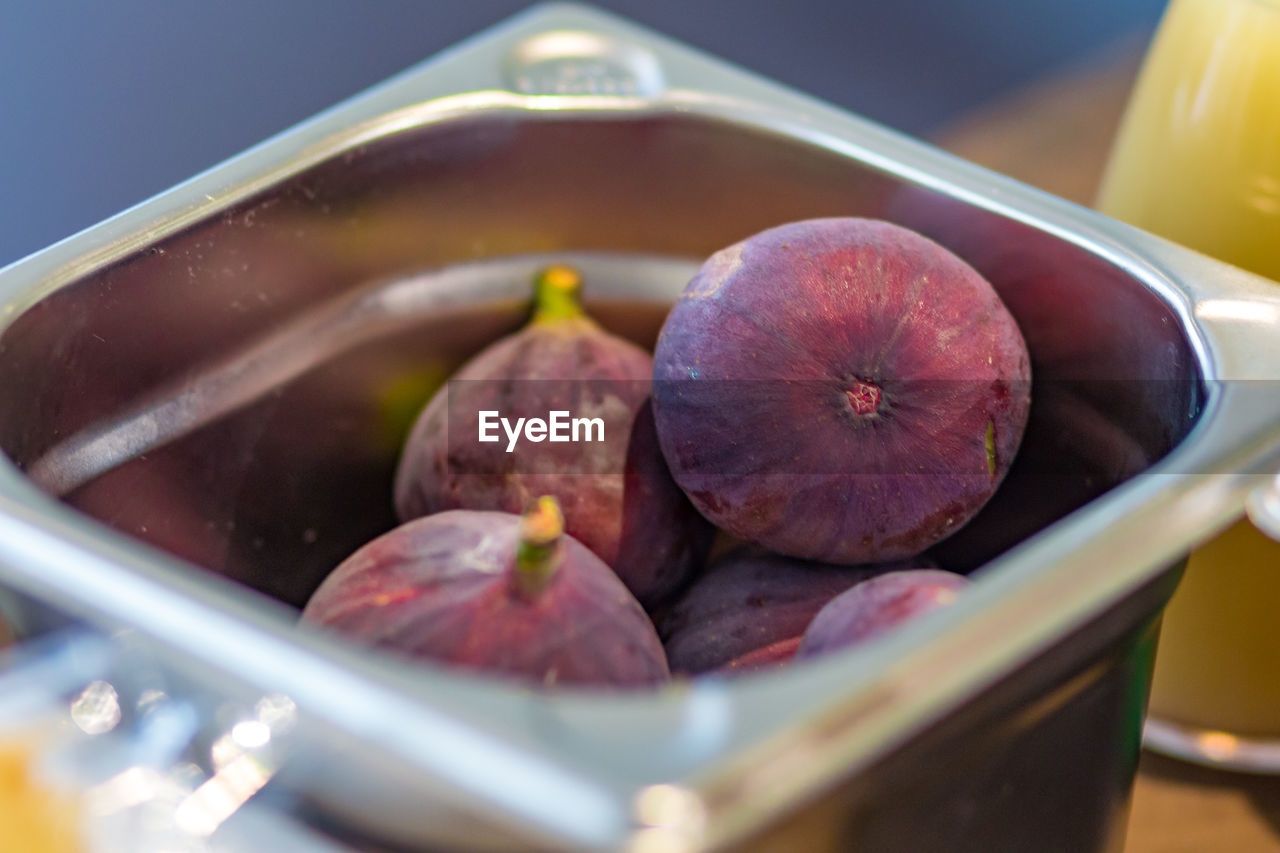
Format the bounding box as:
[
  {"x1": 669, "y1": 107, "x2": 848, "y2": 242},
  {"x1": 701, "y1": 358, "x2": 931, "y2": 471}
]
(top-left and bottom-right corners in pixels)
[{"x1": 0, "y1": 0, "x2": 1166, "y2": 266}]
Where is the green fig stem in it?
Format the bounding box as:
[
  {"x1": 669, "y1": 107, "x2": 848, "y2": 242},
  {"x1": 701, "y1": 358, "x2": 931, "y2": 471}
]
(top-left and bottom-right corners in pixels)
[
  {"x1": 531, "y1": 265, "x2": 586, "y2": 324},
  {"x1": 513, "y1": 496, "x2": 565, "y2": 601}
]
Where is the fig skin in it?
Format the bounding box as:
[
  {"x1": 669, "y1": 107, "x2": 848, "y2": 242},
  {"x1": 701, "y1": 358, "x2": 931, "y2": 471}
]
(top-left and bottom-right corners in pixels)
[
  {"x1": 797, "y1": 569, "x2": 968, "y2": 659},
  {"x1": 658, "y1": 547, "x2": 932, "y2": 675},
  {"x1": 395, "y1": 266, "x2": 712, "y2": 609},
  {"x1": 302, "y1": 498, "x2": 669, "y2": 688},
  {"x1": 719, "y1": 637, "x2": 801, "y2": 675},
  {"x1": 652, "y1": 217, "x2": 1031, "y2": 564}
]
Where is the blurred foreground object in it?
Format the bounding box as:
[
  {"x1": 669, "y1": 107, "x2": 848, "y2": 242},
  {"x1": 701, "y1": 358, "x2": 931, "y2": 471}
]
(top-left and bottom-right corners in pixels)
[{"x1": 0, "y1": 630, "x2": 347, "y2": 852}]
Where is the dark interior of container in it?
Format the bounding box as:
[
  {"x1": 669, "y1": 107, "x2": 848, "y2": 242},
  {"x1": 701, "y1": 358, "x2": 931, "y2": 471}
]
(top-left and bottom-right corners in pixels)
[{"x1": 0, "y1": 113, "x2": 1204, "y2": 610}]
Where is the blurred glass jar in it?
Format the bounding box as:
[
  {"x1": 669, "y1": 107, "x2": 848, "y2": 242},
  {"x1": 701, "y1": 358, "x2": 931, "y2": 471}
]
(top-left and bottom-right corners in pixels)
[
  {"x1": 1097, "y1": 0, "x2": 1280, "y2": 767},
  {"x1": 0, "y1": 628, "x2": 339, "y2": 852}
]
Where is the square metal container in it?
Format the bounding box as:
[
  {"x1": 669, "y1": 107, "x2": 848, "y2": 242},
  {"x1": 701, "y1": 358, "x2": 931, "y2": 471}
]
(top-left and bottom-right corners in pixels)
[{"x1": 3, "y1": 5, "x2": 1280, "y2": 851}]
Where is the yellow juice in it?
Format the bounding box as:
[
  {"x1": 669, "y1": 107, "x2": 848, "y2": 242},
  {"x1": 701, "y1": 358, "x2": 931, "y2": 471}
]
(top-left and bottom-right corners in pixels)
[
  {"x1": 0, "y1": 737, "x2": 83, "y2": 853},
  {"x1": 1098, "y1": 0, "x2": 1280, "y2": 738}
]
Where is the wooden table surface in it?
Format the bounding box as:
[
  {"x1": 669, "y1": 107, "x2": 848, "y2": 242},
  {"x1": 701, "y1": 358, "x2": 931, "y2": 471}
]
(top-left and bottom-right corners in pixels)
[{"x1": 932, "y1": 38, "x2": 1280, "y2": 853}]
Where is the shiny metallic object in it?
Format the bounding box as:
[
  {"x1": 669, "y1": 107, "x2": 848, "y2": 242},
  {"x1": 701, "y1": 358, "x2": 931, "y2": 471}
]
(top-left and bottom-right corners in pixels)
[
  {"x1": 1247, "y1": 472, "x2": 1280, "y2": 541},
  {"x1": 1, "y1": 4, "x2": 1280, "y2": 850}
]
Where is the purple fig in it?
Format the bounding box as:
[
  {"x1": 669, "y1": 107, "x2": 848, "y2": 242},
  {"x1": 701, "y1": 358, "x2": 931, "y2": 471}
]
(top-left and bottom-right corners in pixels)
[
  {"x1": 395, "y1": 265, "x2": 711, "y2": 608},
  {"x1": 301, "y1": 497, "x2": 669, "y2": 688},
  {"x1": 797, "y1": 569, "x2": 969, "y2": 658},
  {"x1": 658, "y1": 547, "x2": 931, "y2": 675},
  {"x1": 652, "y1": 217, "x2": 1031, "y2": 564}
]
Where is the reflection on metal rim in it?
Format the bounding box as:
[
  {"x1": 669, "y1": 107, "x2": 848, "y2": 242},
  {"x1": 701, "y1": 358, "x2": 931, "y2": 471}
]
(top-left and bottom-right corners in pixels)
[{"x1": 1144, "y1": 716, "x2": 1280, "y2": 773}]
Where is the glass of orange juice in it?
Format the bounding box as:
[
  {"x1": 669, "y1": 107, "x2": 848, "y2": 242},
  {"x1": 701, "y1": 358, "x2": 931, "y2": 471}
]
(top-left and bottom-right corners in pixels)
[{"x1": 1097, "y1": 0, "x2": 1280, "y2": 768}]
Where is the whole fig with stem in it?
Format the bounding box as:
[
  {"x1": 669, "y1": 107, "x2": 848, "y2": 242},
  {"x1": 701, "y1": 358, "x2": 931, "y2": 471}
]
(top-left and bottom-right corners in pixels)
[
  {"x1": 395, "y1": 265, "x2": 711, "y2": 608},
  {"x1": 302, "y1": 497, "x2": 670, "y2": 688}
]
